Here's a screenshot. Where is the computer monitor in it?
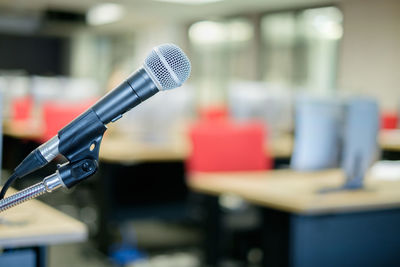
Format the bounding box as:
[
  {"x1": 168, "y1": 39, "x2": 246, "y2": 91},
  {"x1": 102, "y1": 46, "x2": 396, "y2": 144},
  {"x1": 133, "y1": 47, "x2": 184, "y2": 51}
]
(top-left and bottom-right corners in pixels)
[
  {"x1": 341, "y1": 97, "x2": 380, "y2": 189},
  {"x1": 291, "y1": 96, "x2": 343, "y2": 171}
]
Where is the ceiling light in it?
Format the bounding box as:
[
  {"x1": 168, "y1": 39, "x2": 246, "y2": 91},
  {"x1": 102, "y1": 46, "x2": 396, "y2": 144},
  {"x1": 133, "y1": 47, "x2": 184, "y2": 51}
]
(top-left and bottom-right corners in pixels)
[
  {"x1": 189, "y1": 20, "x2": 253, "y2": 45},
  {"x1": 154, "y1": 0, "x2": 223, "y2": 5},
  {"x1": 189, "y1": 21, "x2": 227, "y2": 44},
  {"x1": 87, "y1": 3, "x2": 125, "y2": 26}
]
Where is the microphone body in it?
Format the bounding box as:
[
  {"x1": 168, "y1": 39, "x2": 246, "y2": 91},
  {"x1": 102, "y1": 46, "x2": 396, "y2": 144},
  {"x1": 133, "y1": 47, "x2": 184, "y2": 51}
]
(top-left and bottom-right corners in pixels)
[
  {"x1": 14, "y1": 68, "x2": 159, "y2": 178},
  {"x1": 92, "y1": 68, "x2": 158, "y2": 124},
  {"x1": 11, "y1": 43, "x2": 191, "y2": 180}
]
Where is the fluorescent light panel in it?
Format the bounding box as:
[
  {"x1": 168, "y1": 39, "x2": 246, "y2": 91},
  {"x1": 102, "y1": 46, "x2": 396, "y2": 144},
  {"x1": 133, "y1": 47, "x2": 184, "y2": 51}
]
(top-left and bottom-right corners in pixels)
[
  {"x1": 189, "y1": 20, "x2": 253, "y2": 45},
  {"x1": 87, "y1": 3, "x2": 125, "y2": 26}
]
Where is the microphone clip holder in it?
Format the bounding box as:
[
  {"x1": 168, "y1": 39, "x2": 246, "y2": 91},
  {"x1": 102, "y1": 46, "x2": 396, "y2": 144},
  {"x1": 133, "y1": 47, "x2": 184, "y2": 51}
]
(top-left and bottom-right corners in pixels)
[
  {"x1": 0, "y1": 158, "x2": 98, "y2": 212},
  {"x1": 56, "y1": 108, "x2": 106, "y2": 186},
  {"x1": 58, "y1": 108, "x2": 107, "y2": 164},
  {"x1": 58, "y1": 158, "x2": 98, "y2": 189},
  {"x1": 0, "y1": 109, "x2": 107, "y2": 212}
]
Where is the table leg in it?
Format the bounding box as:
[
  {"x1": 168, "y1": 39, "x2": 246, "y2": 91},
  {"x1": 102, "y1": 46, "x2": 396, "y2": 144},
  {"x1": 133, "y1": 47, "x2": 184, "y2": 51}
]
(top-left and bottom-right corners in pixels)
[
  {"x1": 95, "y1": 166, "x2": 114, "y2": 253},
  {"x1": 33, "y1": 246, "x2": 46, "y2": 267},
  {"x1": 202, "y1": 194, "x2": 223, "y2": 266},
  {"x1": 261, "y1": 208, "x2": 291, "y2": 267}
]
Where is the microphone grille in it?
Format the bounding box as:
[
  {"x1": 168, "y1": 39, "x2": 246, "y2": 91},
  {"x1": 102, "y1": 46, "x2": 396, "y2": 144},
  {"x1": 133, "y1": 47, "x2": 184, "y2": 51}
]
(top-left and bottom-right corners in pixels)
[{"x1": 144, "y1": 43, "x2": 191, "y2": 90}]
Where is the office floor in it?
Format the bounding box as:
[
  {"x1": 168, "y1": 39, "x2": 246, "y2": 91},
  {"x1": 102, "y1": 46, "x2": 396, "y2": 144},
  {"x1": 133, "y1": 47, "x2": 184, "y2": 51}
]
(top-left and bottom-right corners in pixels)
[
  {"x1": 5, "y1": 171, "x2": 264, "y2": 267},
  {"x1": 48, "y1": 242, "x2": 203, "y2": 267},
  {"x1": 48, "y1": 241, "x2": 261, "y2": 267},
  {"x1": 6, "y1": 154, "x2": 265, "y2": 267},
  {"x1": 48, "y1": 242, "x2": 111, "y2": 267},
  {"x1": 36, "y1": 183, "x2": 202, "y2": 267},
  {"x1": 44, "y1": 192, "x2": 204, "y2": 267},
  {"x1": 43, "y1": 189, "x2": 263, "y2": 267}
]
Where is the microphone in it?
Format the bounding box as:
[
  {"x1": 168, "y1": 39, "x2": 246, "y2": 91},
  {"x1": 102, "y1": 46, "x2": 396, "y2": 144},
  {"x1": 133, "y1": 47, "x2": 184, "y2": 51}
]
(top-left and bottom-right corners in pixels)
[{"x1": 13, "y1": 43, "x2": 191, "y2": 179}]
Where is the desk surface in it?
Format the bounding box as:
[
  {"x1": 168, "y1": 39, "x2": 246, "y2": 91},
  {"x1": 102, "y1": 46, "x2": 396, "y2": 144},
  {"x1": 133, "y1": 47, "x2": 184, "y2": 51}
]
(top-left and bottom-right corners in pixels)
[
  {"x1": 188, "y1": 169, "x2": 400, "y2": 215},
  {"x1": 3, "y1": 120, "x2": 43, "y2": 140},
  {"x1": 99, "y1": 133, "x2": 294, "y2": 163},
  {"x1": 0, "y1": 189, "x2": 88, "y2": 248},
  {"x1": 4, "y1": 119, "x2": 400, "y2": 162},
  {"x1": 99, "y1": 129, "x2": 400, "y2": 162},
  {"x1": 380, "y1": 129, "x2": 400, "y2": 151},
  {"x1": 99, "y1": 133, "x2": 189, "y2": 162}
]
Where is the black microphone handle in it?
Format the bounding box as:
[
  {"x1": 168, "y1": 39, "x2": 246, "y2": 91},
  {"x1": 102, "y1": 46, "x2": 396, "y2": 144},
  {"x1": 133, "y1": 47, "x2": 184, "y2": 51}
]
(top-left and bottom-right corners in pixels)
[
  {"x1": 92, "y1": 68, "x2": 159, "y2": 124},
  {"x1": 57, "y1": 67, "x2": 160, "y2": 161},
  {"x1": 13, "y1": 68, "x2": 159, "y2": 178}
]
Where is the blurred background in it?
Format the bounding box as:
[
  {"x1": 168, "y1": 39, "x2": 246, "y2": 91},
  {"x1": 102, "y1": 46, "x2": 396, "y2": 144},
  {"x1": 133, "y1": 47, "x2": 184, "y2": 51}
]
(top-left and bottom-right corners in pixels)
[{"x1": 0, "y1": 0, "x2": 400, "y2": 267}]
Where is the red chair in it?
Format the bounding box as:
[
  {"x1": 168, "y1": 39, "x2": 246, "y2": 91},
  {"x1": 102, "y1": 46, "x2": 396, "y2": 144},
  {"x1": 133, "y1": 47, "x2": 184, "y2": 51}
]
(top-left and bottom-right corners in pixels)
[
  {"x1": 381, "y1": 112, "x2": 398, "y2": 129},
  {"x1": 187, "y1": 115, "x2": 272, "y2": 173},
  {"x1": 11, "y1": 97, "x2": 33, "y2": 121},
  {"x1": 199, "y1": 106, "x2": 229, "y2": 121},
  {"x1": 38, "y1": 99, "x2": 96, "y2": 143},
  {"x1": 187, "y1": 109, "x2": 272, "y2": 264}
]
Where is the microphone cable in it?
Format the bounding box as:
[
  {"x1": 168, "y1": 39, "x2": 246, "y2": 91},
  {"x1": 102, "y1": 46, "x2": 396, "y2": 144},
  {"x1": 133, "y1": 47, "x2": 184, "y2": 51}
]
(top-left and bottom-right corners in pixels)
[{"x1": 0, "y1": 173, "x2": 19, "y2": 200}]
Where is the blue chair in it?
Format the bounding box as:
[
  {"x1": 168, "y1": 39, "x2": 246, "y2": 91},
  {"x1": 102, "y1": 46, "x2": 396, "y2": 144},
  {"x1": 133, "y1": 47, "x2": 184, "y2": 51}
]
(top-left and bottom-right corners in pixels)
[{"x1": 291, "y1": 96, "x2": 343, "y2": 171}]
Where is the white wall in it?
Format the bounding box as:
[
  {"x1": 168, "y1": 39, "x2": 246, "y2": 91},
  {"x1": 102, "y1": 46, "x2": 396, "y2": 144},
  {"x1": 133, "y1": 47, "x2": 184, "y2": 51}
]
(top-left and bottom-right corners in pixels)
[{"x1": 338, "y1": 0, "x2": 400, "y2": 111}]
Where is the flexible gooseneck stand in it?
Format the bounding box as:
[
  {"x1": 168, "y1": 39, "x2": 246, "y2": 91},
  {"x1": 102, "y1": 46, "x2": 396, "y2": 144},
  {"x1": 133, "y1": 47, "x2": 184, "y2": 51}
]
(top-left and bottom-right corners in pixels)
[
  {"x1": 0, "y1": 44, "x2": 192, "y2": 213},
  {"x1": 0, "y1": 159, "x2": 97, "y2": 212}
]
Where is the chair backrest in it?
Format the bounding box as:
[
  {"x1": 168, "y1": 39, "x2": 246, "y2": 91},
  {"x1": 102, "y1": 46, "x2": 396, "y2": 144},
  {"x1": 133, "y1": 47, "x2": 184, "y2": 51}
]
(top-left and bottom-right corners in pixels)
[
  {"x1": 381, "y1": 112, "x2": 398, "y2": 130},
  {"x1": 291, "y1": 96, "x2": 343, "y2": 171},
  {"x1": 199, "y1": 106, "x2": 229, "y2": 121},
  {"x1": 11, "y1": 97, "x2": 33, "y2": 121},
  {"x1": 187, "y1": 118, "x2": 272, "y2": 173},
  {"x1": 398, "y1": 100, "x2": 400, "y2": 128},
  {"x1": 341, "y1": 98, "x2": 379, "y2": 189}
]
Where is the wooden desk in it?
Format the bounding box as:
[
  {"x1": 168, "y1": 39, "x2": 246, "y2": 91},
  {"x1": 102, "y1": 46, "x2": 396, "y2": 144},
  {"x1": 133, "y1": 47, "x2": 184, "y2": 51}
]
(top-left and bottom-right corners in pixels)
[
  {"x1": 188, "y1": 170, "x2": 400, "y2": 266},
  {"x1": 99, "y1": 134, "x2": 189, "y2": 163},
  {"x1": 0, "y1": 189, "x2": 88, "y2": 266},
  {"x1": 3, "y1": 120, "x2": 43, "y2": 140},
  {"x1": 96, "y1": 131, "x2": 400, "y2": 163},
  {"x1": 0, "y1": 193, "x2": 87, "y2": 247},
  {"x1": 4, "y1": 117, "x2": 398, "y2": 163},
  {"x1": 267, "y1": 134, "x2": 293, "y2": 159},
  {"x1": 188, "y1": 169, "x2": 400, "y2": 214},
  {"x1": 379, "y1": 129, "x2": 400, "y2": 152},
  {"x1": 99, "y1": 133, "x2": 294, "y2": 163}
]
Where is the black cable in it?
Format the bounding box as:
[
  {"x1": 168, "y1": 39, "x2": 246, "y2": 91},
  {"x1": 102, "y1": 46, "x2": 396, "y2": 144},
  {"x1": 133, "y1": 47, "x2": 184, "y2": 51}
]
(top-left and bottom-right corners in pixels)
[{"x1": 0, "y1": 173, "x2": 19, "y2": 200}]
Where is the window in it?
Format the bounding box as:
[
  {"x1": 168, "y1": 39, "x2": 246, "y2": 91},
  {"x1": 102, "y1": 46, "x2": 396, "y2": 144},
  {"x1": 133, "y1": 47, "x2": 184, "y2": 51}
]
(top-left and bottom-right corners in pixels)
[
  {"x1": 188, "y1": 6, "x2": 343, "y2": 106},
  {"x1": 188, "y1": 18, "x2": 254, "y2": 105},
  {"x1": 261, "y1": 6, "x2": 343, "y2": 91}
]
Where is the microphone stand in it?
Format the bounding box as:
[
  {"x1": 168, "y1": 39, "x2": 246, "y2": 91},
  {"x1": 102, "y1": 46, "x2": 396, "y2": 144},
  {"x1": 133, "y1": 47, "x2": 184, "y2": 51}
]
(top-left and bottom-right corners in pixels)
[
  {"x1": 0, "y1": 159, "x2": 98, "y2": 212},
  {"x1": 0, "y1": 108, "x2": 107, "y2": 213}
]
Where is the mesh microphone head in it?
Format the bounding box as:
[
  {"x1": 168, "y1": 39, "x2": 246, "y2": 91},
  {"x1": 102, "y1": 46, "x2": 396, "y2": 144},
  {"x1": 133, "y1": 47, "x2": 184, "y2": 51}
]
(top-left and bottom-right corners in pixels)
[{"x1": 143, "y1": 43, "x2": 191, "y2": 90}]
